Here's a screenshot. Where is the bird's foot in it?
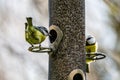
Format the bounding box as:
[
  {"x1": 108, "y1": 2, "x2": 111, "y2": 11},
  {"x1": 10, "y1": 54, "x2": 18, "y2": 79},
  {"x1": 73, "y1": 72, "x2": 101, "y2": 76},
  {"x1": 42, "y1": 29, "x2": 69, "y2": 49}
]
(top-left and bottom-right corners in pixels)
[{"x1": 28, "y1": 46, "x2": 34, "y2": 51}]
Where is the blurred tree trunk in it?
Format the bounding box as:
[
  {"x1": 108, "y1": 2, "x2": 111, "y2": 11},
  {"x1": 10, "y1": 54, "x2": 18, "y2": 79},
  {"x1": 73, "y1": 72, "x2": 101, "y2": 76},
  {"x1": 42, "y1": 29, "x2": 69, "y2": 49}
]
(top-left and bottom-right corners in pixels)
[{"x1": 49, "y1": 0, "x2": 85, "y2": 80}]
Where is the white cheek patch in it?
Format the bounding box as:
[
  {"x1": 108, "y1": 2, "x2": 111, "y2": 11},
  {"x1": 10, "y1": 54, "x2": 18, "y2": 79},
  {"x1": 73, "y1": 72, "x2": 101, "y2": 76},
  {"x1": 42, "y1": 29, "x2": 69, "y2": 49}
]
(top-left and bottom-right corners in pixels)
[{"x1": 87, "y1": 38, "x2": 96, "y2": 44}]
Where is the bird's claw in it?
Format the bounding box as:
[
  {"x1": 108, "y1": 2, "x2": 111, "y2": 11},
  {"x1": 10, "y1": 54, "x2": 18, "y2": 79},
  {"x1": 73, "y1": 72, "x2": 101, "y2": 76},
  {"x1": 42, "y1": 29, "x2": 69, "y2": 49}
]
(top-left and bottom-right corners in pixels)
[{"x1": 28, "y1": 47, "x2": 33, "y2": 51}]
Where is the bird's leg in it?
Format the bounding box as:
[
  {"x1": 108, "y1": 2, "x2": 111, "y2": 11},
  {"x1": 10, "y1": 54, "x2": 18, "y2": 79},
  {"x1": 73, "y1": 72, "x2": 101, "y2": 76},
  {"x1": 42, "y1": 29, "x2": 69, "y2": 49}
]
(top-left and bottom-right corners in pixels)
[
  {"x1": 39, "y1": 44, "x2": 41, "y2": 50},
  {"x1": 31, "y1": 44, "x2": 34, "y2": 48},
  {"x1": 86, "y1": 64, "x2": 90, "y2": 73}
]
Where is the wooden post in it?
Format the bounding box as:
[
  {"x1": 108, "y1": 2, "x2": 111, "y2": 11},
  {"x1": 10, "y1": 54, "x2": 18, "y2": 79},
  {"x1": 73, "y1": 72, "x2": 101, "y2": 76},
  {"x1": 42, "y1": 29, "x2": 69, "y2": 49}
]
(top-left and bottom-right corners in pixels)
[{"x1": 49, "y1": 0, "x2": 85, "y2": 80}]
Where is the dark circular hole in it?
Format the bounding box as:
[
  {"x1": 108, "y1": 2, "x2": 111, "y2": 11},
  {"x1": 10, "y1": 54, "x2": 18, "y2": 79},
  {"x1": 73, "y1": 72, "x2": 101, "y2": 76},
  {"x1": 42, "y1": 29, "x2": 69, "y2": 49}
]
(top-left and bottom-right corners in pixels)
[
  {"x1": 73, "y1": 73, "x2": 83, "y2": 80},
  {"x1": 49, "y1": 30, "x2": 57, "y2": 43}
]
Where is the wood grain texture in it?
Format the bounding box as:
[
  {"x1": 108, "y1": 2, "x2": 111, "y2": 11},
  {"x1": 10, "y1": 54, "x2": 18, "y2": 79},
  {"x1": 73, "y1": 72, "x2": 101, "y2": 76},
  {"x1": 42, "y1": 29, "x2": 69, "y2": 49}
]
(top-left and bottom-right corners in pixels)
[{"x1": 49, "y1": 0, "x2": 85, "y2": 80}]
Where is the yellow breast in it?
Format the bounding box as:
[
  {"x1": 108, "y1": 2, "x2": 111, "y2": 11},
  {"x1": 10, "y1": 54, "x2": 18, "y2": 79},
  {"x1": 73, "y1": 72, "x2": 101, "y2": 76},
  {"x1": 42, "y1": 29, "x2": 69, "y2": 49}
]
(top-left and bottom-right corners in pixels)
[{"x1": 25, "y1": 29, "x2": 46, "y2": 44}]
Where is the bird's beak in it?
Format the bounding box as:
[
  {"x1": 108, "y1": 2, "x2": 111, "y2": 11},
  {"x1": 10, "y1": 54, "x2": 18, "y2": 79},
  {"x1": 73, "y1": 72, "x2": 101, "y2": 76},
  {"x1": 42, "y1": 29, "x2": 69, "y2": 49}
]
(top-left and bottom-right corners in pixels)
[
  {"x1": 45, "y1": 33, "x2": 50, "y2": 36},
  {"x1": 48, "y1": 33, "x2": 51, "y2": 36}
]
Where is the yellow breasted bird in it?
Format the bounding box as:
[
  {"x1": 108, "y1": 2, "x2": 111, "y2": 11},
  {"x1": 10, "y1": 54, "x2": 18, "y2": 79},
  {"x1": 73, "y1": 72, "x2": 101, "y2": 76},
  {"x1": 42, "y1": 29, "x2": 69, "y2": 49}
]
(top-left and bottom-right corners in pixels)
[
  {"x1": 86, "y1": 35, "x2": 98, "y2": 72},
  {"x1": 25, "y1": 17, "x2": 48, "y2": 49}
]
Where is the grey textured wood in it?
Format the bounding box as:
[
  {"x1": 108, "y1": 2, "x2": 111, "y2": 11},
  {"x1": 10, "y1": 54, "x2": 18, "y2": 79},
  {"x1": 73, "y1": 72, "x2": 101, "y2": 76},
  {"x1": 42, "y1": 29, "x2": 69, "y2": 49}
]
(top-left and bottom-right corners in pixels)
[{"x1": 49, "y1": 0, "x2": 85, "y2": 80}]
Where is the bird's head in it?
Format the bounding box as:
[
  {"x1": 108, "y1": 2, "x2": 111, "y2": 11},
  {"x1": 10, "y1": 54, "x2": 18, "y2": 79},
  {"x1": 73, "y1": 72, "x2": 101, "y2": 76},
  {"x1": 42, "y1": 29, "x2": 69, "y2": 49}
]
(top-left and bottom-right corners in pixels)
[
  {"x1": 86, "y1": 35, "x2": 96, "y2": 45},
  {"x1": 39, "y1": 26, "x2": 49, "y2": 36}
]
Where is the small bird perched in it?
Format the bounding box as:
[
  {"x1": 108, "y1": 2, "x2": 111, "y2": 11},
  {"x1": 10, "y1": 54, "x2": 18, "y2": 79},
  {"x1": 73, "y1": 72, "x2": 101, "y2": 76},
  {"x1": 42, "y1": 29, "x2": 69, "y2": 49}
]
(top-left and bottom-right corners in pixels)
[
  {"x1": 86, "y1": 35, "x2": 98, "y2": 72},
  {"x1": 25, "y1": 17, "x2": 48, "y2": 49}
]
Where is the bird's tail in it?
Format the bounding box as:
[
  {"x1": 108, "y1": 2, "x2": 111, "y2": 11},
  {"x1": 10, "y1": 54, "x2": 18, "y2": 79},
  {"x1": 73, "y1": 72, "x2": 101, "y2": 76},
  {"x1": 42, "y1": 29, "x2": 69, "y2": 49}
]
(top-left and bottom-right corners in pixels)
[
  {"x1": 26, "y1": 17, "x2": 33, "y2": 26},
  {"x1": 25, "y1": 23, "x2": 28, "y2": 30}
]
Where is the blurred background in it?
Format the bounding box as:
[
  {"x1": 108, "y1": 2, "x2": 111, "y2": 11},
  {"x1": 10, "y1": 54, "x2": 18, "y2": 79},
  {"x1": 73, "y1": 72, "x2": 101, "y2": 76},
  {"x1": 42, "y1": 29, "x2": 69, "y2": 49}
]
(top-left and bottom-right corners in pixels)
[{"x1": 0, "y1": 0, "x2": 120, "y2": 80}]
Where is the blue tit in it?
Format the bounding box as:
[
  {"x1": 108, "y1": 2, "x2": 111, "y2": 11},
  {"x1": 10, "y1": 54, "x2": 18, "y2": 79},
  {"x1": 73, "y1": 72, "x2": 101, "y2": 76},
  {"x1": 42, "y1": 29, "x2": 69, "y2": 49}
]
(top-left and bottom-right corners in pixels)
[
  {"x1": 86, "y1": 35, "x2": 98, "y2": 72},
  {"x1": 25, "y1": 17, "x2": 48, "y2": 48}
]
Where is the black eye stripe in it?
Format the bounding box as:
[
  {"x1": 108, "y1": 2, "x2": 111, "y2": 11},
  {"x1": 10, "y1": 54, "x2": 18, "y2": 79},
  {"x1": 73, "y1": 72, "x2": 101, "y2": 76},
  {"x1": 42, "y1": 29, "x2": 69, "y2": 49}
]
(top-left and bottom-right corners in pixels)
[
  {"x1": 35, "y1": 26, "x2": 48, "y2": 35},
  {"x1": 39, "y1": 27, "x2": 48, "y2": 33},
  {"x1": 87, "y1": 37, "x2": 92, "y2": 41},
  {"x1": 44, "y1": 29, "x2": 48, "y2": 33}
]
